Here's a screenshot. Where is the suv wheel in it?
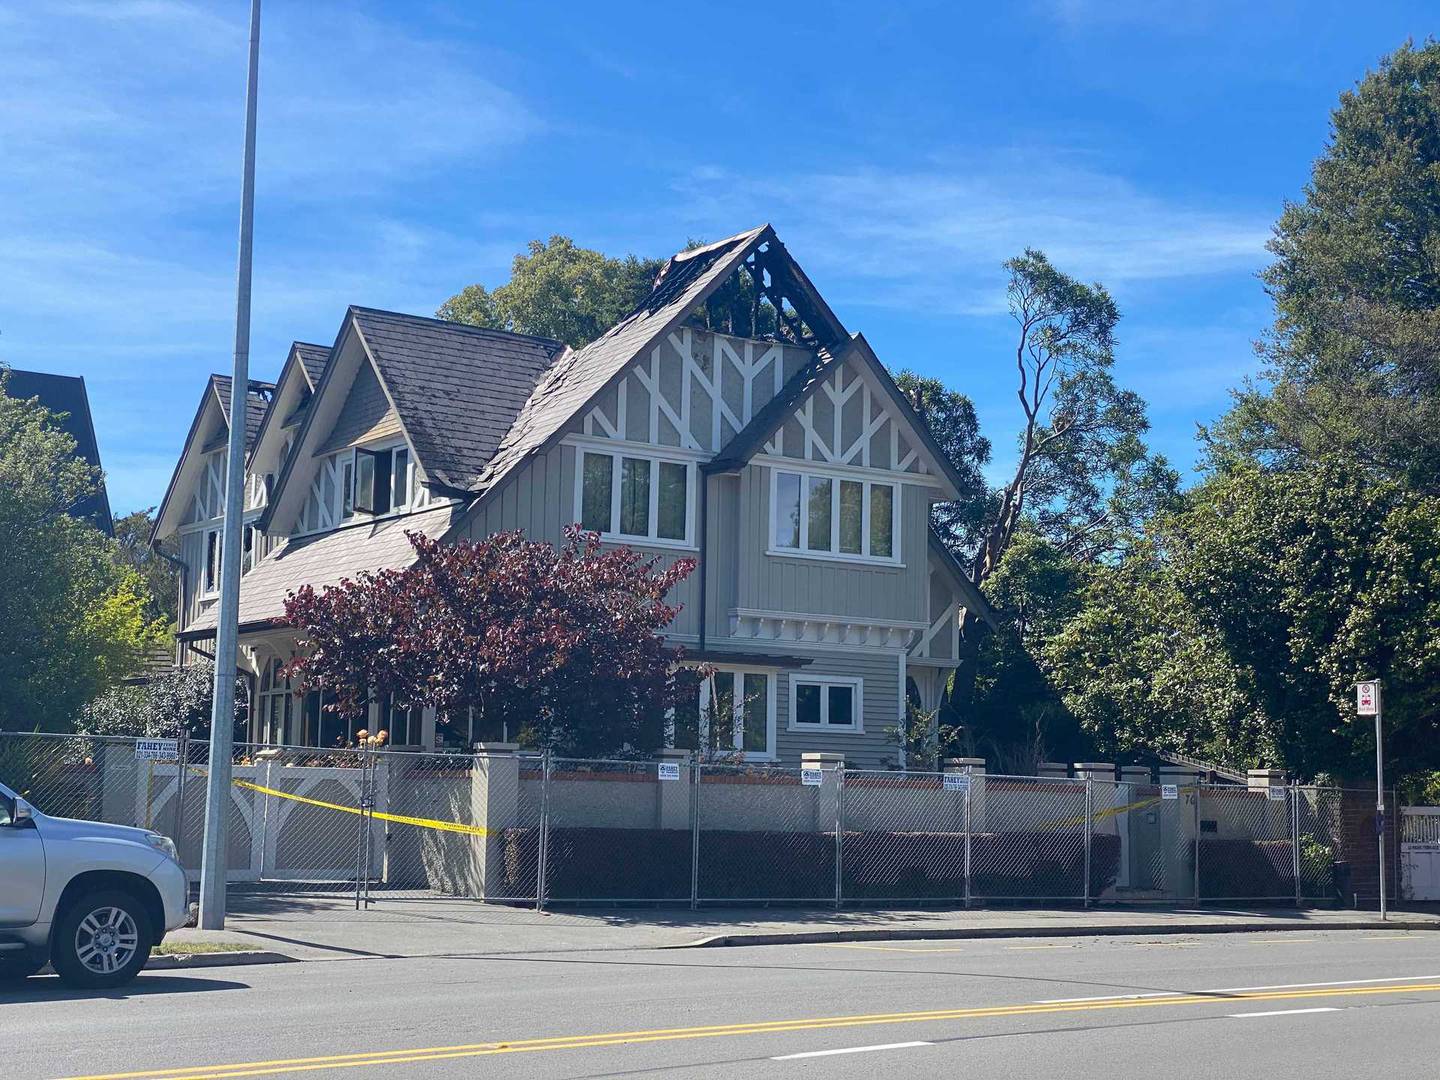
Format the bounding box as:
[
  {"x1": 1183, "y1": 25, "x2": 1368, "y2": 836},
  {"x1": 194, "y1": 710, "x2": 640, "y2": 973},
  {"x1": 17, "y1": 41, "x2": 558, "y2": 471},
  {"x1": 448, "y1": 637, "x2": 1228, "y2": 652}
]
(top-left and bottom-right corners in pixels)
[
  {"x1": 51, "y1": 890, "x2": 153, "y2": 989},
  {"x1": 0, "y1": 955, "x2": 45, "y2": 981}
]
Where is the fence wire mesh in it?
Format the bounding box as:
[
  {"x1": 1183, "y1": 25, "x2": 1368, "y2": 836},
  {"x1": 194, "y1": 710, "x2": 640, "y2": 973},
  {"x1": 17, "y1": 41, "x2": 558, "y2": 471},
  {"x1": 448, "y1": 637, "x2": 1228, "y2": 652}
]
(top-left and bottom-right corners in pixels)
[{"x1": 0, "y1": 732, "x2": 1407, "y2": 911}]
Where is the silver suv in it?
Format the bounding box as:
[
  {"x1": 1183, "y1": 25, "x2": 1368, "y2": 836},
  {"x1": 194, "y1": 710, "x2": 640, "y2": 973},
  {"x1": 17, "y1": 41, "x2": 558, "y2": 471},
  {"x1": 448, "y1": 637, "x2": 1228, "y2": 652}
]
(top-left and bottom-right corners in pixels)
[{"x1": 0, "y1": 779, "x2": 190, "y2": 988}]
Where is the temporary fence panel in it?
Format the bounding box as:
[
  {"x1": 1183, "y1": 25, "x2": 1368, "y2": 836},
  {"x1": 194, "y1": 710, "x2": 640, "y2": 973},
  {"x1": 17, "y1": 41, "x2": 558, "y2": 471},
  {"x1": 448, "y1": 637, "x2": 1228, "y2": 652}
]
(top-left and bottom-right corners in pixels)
[
  {"x1": 968, "y1": 775, "x2": 1091, "y2": 902},
  {"x1": 1401, "y1": 807, "x2": 1440, "y2": 901},
  {"x1": 696, "y1": 762, "x2": 838, "y2": 904},
  {"x1": 840, "y1": 770, "x2": 967, "y2": 903}
]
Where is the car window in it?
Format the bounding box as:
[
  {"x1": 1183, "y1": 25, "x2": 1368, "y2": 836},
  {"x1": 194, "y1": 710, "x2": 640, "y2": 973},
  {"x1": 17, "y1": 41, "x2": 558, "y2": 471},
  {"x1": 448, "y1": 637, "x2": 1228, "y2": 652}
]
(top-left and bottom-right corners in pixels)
[{"x1": 0, "y1": 791, "x2": 12, "y2": 827}]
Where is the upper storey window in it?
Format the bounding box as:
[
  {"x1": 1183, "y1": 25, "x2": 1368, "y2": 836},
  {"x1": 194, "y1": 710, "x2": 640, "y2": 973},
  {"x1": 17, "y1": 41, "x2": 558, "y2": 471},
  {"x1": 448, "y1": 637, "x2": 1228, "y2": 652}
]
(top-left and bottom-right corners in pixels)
[
  {"x1": 355, "y1": 445, "x2": 410, "y2": 516},
  {"x1": 578, "y1": 449, "x2": 693, "y2": 547},
  {"x1": 770, "y1": 468, "x2": 897, "y2": 564}
]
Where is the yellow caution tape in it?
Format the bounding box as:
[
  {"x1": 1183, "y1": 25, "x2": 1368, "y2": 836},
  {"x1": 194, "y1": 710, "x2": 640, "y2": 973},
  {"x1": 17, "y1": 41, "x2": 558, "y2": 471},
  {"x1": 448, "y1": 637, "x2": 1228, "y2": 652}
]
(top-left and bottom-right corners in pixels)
[{"x1": 184, "y1": 765, "x2": 494, "y2": 838}]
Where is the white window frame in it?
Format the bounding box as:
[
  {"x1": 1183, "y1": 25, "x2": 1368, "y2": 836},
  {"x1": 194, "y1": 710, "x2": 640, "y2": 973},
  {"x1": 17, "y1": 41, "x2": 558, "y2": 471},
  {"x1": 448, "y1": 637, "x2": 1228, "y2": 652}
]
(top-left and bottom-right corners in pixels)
[
  {"x1": 341, "y1": 440, "x2": 414, "y2": 523},
  {"x1": 692, "y1": 667, "x2": 777, "y2": 760},
  {"x1": 201, "y1": 526, "x2": 222, "y2": 598},
  {"x1": 788, "y1": 674, "x2": 864, "y2": 733},
  {"x1": 767, "y1": 467, "x2": 900, "y2": 566},
  {"x1": 574, "y1": 446, "x2": 697, "y2": 550}
]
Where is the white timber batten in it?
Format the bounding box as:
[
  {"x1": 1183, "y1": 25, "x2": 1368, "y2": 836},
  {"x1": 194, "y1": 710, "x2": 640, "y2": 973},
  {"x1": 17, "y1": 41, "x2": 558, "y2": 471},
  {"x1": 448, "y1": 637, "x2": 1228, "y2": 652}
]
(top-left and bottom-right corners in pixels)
[{"x1": 728, "y1": 607, "x2": 924, "y2": 650}]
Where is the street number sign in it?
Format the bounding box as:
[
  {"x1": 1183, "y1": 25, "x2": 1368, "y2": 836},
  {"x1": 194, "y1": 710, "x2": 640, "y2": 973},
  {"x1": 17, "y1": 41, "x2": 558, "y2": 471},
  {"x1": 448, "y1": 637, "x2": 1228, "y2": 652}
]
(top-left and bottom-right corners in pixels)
[
  {"x1": 943, "y1": 773, "x2": 971, "y2": 792},
  {"x1": 657, "y1": 762, "x2": 681, "y2": 782},
  {"x1": 134, "y1": 738, "x2": 179, "y2": 761},
  {"x1": 1268, "y1": 785, "x2": 1287, "y2": 802},
  {"x1": 801, "y1": 768, "x2": 824, "y2": 787},
  {"x1": 1357, "y1": 681, "x2": 1379, "y2": 716},
  {"x1": 1160, "y1": 784, "x2": 1178, "y2": 800}
]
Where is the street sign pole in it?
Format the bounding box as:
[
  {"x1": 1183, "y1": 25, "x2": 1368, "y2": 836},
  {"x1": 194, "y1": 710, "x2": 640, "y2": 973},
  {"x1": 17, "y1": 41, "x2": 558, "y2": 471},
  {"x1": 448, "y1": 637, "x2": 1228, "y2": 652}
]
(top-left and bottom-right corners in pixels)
[
  {"x1": 198, "y1": 0, "x2": 262, "y2": 931},
  {"x1": 1357, "y1": 680, "x2": 1386, "y2": 921}
]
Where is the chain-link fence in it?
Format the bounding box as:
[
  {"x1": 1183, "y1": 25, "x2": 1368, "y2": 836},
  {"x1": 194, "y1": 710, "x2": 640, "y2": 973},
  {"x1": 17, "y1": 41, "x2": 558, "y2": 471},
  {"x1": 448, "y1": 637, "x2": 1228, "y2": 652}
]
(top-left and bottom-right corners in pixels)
[{"x1": 0, "y1": 732, "x2": 1403, "y2": 911}]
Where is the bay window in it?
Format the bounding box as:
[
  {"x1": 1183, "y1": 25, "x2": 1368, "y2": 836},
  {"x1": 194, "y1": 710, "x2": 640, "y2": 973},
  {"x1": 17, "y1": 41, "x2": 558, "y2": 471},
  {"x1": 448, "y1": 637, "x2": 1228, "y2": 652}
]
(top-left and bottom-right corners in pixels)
[
  {"x1": 578, "y1": 449, "x2": 693, "y2": 545},
  {"x1": 771, "y1": 469, "x2": 898, "y2": 562}
]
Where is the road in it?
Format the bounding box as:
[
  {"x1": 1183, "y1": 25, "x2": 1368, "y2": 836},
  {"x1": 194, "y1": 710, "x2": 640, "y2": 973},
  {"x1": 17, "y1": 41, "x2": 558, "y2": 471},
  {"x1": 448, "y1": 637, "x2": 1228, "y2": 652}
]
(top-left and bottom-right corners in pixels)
[{"x1": 6, "y1": 930, "x2": 1440, "y2": 1079}]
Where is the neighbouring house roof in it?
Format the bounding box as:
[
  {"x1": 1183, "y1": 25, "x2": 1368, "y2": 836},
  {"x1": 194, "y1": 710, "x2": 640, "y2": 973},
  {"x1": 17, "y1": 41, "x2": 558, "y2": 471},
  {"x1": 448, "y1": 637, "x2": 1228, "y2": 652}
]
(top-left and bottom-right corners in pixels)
[
  {"x1": 180, "y1": 503, "x2": 460, "y2": 640},
  {"x1": 468, "y1": 226, "x2": 773, "y2": 505},
  {"x1": 3, "y1": 368, "x2": 113, "y2": 535},
  {"x1": 347, "y1": 307, "x2": 565, "y2": 492}
]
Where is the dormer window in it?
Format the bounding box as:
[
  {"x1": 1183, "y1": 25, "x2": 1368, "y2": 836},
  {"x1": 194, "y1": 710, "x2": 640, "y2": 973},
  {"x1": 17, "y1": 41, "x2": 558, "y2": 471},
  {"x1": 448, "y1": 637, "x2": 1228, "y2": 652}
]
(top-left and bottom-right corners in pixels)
[{"x1": 352, "y1": 445, "x2": 411, "y2": 517}]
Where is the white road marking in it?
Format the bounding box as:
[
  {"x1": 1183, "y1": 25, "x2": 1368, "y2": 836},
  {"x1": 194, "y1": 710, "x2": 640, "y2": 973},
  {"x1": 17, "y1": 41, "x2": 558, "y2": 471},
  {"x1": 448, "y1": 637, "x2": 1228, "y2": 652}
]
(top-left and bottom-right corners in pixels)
[
  {"x1": 773, "y1": 1042, "x2": 933, "y2": 1060},
  {"x1": 1036, "y1": 992, "x2": 1182, "y2": 1004},
  {"x1": 1034, "y1": 974, "x2": 1440, "y2": 1005},
  {"x1": 1229, "y1": 1007, "x2": 1341, "y2": 1018}
]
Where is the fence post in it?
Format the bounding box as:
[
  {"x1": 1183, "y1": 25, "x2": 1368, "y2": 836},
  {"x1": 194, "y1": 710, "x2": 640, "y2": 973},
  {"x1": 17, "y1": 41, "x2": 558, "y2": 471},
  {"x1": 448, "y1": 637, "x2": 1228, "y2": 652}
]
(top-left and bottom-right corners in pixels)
[
  {"x1": 353, "y1": 750, "x2": 369, "y2": 911},
  {"x1": 535, "y1": 749, "x2": 552, "y2": 912},
  {"x1": 834, "y1": 765, "x2": 845, "y2": 910},
  {"x1": 963, "y1": 774, "x2": 973, "y2": 909},
  {"x1": 689, "y1": 761, "x2": 700, "y2": 911},
  {"x1": 1083, "y1": 776, "x2": 1093, "y2": 908},
  {"x1": 1193, "y1": 783, "x2": 1202, "y2": 904},
  {"x1": 1291, "y1": 785, "x2": 1302, "y2": 906},
  {"x1": 172, "y1": 729, "x2": 189, "y2": 851}
]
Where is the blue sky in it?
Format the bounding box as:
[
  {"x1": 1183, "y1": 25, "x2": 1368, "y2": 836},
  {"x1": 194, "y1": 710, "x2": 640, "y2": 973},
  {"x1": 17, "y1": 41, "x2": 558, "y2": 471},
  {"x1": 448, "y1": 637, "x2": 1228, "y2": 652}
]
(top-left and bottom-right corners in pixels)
[{"x1": 2, "y1": 1, "x2": 1434, "y2": 515}]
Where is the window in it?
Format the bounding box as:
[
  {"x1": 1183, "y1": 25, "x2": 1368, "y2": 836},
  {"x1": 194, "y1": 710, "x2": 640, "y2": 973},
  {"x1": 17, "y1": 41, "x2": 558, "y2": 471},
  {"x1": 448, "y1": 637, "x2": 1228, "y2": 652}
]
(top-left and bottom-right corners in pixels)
[
  {"x1": 578, "y1": 449, "x2": 693, "y2": 545},
  {"x1": 771, "y1": 470, "x2": 898, "y2": 562},
  {"x1": 790, "y1": 676, "x2": 863, "y2": 732},
  {"x1": 683, "y1": 669, "x2": 775, "y2": 757},
  {"x1": 352, "y1": 445, "x2": 411, "y2": 517},
  {"x1": 242, "y1": 524, "x2": 256, "y2": 574},
  {"x1": 203, "y1": 527, "x2": 221, "y2": 595},
  {"x1": 379, "y1": 692, "x2": 421, "y2": 747},
  {"x1": 341, "y1": 459, "x2": 354, "y2": 517}
]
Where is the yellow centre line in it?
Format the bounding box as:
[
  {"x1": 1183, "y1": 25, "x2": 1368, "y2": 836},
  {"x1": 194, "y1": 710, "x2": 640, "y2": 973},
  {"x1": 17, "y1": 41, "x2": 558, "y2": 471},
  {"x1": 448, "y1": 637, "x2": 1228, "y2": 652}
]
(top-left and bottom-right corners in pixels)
[{"x1": 58, "y1": 981, "x2": 1440, "y2": 1080}]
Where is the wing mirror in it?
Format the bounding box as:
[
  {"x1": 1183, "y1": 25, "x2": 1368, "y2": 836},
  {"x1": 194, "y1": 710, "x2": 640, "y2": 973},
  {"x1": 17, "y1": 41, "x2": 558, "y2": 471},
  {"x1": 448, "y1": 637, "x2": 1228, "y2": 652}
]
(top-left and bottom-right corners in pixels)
[{"x1": 12, "y1": 798, "x2": 34, "y2": 826}]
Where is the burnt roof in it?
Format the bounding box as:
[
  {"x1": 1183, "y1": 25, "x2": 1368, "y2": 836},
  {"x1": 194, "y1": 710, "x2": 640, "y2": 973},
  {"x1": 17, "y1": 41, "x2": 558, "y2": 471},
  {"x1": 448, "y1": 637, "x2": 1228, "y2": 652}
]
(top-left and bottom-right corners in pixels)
[{"x1": 206, "y1": 376, "x2": 275, "y2": 454}]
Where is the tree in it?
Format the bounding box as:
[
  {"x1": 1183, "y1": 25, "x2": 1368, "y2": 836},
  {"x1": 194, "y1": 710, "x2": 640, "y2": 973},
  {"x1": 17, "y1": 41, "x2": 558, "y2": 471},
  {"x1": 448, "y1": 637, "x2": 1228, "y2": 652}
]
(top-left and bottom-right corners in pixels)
[
  {"x1": 282, "y1": 527, "x2": 704, "y2": 757},
  {"x1": 0, "y1": 369, "x2": 169, "y2": 731},
  {"x1": 80, "y1": 661, "x2": 244, "y2": 740},
  {"x1": 1045, "y1": 459, "x2": 1440, "y2": 781},
  {"x1": 112, "y1": 506, "x2": 178, "y2": 626},
  {"x1": 892, "y1": 371, "x2": 993, "y2": 558},
  {"x1": 1227, "y1": 41, "x2": 1440, "y2": 492},
  {"x1": 438, "y1": 237, "x2": 665, "y2": 349}
]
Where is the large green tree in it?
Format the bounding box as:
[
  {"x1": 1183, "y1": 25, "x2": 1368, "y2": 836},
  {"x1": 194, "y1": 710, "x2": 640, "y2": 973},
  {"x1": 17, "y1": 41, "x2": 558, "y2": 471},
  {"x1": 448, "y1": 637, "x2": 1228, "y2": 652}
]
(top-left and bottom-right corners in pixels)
[
  {"x1": 438, "y1": 236, "x2": 664, "y2": 349},
  {"x1": 1217, "y1": 41, "x2": 1440, "y2": 491},
  {"x1": 113, "y1": 506, "x2": 178, "y2": 627},
  {"x1": 0, "y1": 371, "x2": 167, "y2": 731}
]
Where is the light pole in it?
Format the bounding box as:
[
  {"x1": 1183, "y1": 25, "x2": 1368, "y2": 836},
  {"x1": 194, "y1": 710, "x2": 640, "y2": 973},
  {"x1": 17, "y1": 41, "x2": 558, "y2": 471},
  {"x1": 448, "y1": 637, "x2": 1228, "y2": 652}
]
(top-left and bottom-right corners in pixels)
[
  {"x1": 1356, "y1": 680, "x2": 1385, "y2": 921},
  {"x1": 198, "y1": 0, "x2": 262, "y2": 931}
]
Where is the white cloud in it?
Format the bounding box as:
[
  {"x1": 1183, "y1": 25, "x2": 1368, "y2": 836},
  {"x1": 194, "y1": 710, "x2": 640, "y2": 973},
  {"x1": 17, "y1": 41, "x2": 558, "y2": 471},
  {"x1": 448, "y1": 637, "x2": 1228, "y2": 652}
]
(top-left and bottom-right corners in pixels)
[{"x1": 669, "y1": 154, "x2": 1271, "y2": 315}]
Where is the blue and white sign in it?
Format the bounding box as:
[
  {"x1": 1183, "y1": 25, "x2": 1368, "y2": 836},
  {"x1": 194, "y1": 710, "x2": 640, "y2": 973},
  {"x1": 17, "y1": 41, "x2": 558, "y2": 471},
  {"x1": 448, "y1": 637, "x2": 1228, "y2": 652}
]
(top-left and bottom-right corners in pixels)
[{"x1": 657, "y1": 762, "x2": 681, "y2": 782}]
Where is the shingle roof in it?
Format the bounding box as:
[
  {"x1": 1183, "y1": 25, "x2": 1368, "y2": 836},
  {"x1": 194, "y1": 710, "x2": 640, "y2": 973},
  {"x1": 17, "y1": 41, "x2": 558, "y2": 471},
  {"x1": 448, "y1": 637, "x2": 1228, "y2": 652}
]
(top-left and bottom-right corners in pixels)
[
  {"x1": 347, "y1": 308, "x2": 564, "y2": 491},
  {"x1": 180, "y1": 504, "x2": 459, "y2": 638},
  {"x1": 3, "y1": 369, "x2": 113, "y2": 535},
  {"x1": 210, "y1": 375, "x2": 274, "y2": 453},
  {"x1": 292, "y1": 342, "x2": 330, "y2": 389},
  {"x1": 473, "y1": 225, "x2": 770, "y2": 500}
]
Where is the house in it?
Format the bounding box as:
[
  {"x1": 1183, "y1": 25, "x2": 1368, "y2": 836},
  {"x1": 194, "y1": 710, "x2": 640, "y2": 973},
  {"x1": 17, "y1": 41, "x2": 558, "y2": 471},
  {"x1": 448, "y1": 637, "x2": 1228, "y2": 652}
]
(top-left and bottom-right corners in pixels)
[
  {"x1": 152, "y1": 226, "x2": 993, "y2": 767},
  {"x1": 4, "y1": 369, "x2": 114, "y2": 535}
]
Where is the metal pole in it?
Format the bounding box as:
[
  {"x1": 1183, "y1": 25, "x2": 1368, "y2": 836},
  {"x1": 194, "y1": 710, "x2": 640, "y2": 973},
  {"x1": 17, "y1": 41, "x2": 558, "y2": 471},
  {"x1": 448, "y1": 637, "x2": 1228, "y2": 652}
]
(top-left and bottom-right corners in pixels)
[
  {"x1": 689, "y1": 762, "x2": 700, "y2": 911},
  {"x1": 963, "y1": 777, "x2": 973, "y2": 909},
  {"x1": 198, "y1": 0, "x2": 262, "y2": 931},
  {"x1": 1291, "y1": 785, "x2": 1302, "y2": 906},
  {"x1": 535, "y1": 750, "x2": 551, "y2": 912},
  {"x1": 833, "y1": 766, "x2": 844, "y2": 910},
  {"x1": 353, "y1": 750, "x2": 368, "y2": 911},
  {"x1": 1376, "y1": 705, "x2": 1387, "y2": 921},
  {"x1": 1193, "y1": 784, "x2": 1202, "y2": 904},
  {"x1": 172, "y1": 729, "x2": 188, "y2": 849},
  {"x1": 1083, "y1": 777, "x2": 1093, "y2": 908}
]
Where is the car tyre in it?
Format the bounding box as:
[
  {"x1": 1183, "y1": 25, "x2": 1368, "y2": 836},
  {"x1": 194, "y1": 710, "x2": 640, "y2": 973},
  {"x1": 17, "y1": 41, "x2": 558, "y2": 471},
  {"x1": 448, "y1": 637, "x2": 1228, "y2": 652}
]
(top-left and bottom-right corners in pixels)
[{"x1": 50, "y1": 890, "x2": 153, "y2": 989}]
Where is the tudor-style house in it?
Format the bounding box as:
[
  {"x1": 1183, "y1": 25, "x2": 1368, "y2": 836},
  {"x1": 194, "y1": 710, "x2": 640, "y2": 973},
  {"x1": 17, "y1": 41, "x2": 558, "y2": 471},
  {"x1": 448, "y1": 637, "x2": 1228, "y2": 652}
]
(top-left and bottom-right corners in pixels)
[{"x1": 153, "y1": 226, "x2": 992, "y2": 768}]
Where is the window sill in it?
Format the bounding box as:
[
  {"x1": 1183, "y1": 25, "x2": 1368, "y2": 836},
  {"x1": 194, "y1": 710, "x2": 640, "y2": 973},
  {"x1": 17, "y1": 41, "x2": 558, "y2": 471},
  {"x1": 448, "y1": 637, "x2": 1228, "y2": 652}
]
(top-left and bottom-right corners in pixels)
[
  {"x1": 593, "y1": 533, "x2": 699, "y2": 553},
  {"x1": 765, "y1": 547, "x2": 903, "y2": 569},
  {"x1": 787, "y1": 723, "x2": 865, "y2": 735}
]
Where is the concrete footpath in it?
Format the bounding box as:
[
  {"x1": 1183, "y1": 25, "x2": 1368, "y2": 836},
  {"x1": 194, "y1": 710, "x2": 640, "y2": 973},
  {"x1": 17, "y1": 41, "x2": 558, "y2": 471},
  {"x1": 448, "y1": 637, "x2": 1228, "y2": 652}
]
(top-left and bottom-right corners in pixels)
[{"x1": 163, "y1": 894, "x2": 1440, "y2": 964}]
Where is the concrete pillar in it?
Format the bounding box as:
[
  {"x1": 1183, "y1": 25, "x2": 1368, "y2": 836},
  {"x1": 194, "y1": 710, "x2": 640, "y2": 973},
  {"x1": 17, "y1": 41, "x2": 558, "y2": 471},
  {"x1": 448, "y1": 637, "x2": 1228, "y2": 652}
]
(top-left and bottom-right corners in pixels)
[
  {"x1": 1158, "y1": 766, "x2": 1200, "y2": 787},
  {"x1": 1037, "y1": 762, "x2": 1070, "y2": 779},
  {"x1": 1248, "y1": 768, "x2": 1286, "y2": 791},
  {"x1": 655, "y1": 748, "x2": 692, "y2": 831},
  {"x1": 1120, "y1": 766, "x2": 1152, "y2": 785},
  {"x1": 471, "y1": 743, "x2": 521, "y2": 899},
  {"x1": 1074, "y1": 762, "x2": 1116, "y2": 781},
  {"x1": 801, "y1": 752, "x2": 845, "y2": 835}
]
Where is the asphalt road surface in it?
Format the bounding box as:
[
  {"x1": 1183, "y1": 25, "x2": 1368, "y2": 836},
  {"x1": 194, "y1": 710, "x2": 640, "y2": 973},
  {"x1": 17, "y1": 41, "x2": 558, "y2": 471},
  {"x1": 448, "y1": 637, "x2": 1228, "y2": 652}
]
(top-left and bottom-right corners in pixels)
[{"x1": 7, "y1": 930, "x2": 1440, "y2": 1079}]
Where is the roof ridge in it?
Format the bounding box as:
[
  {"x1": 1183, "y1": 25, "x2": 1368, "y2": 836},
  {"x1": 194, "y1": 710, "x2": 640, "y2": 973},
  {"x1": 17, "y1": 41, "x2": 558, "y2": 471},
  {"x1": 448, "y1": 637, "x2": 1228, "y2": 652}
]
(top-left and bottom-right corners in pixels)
[{"x1": 347, "y1": 305, "x2": 565, "y2": 350}]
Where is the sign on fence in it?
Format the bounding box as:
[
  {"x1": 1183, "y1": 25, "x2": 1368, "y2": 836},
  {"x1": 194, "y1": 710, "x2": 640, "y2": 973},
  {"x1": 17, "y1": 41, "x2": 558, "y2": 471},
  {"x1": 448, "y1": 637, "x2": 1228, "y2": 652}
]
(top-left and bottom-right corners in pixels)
[
  {"x1": 1161, "y1": 784, "x2": 1178, "y2": 800},
  {"x1": 657, "y1": 762, "x2": 681, "y2": 782},
  {"x1": 943, "y1": 773, "x2": 971, "y2": 792},
  {"x1": 134, "y1": 738, "x2": 179, "y2": 761},
  {"x1": 1268, "y1": 786, "x2": 1287, "y2": 801},
  {"x1": 800, "y1": 768, "x2": 823, "y2": 787}
]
